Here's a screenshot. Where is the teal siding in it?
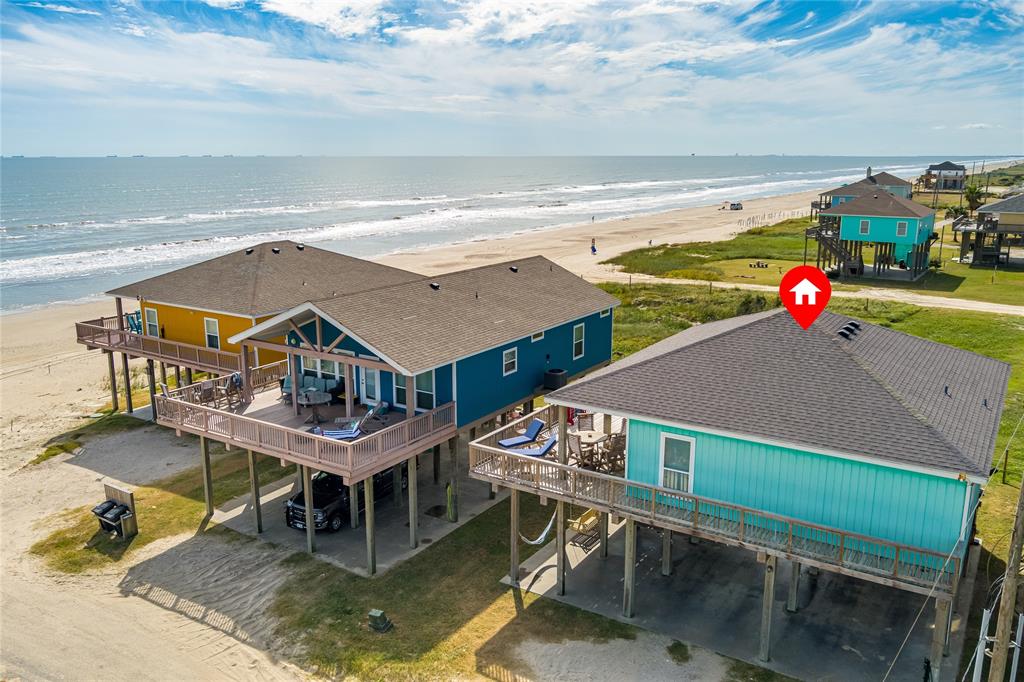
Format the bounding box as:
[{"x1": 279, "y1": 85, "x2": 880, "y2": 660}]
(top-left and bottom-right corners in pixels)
[
  {"x1": 838, "y1": 214, "x2": 931, "y2": 245},
  {"x1": 626, "y1": 419, "x2": 968, "y2": 554}
]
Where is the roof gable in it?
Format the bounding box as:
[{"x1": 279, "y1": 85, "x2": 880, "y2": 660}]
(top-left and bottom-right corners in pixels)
[
  {"x1": 824, "y1": 173, "x2": 912, "y2": 197},
  {"x1": 548, "y1": 310, "x2": 1009, "y2": 479},
  {"x1": 821, "y1": 191, "x2": 934, "y2": 219},
  {"x1": 928, "y1": 161, "x2": 966, "y2": 171}
]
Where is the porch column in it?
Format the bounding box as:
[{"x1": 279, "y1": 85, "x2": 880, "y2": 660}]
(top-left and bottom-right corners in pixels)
[
  {"x1": 184, "y1": 367, "x2": 193, "y2": 385},
  {"x1": 623, "y1": 518, "x2": 636, "y2": 618},
  {"x1": 661, "y1": 530, "x2": 672, "y2": 576},
  {"x1": 105, "y1": 351, "x2": 119, "y2": 412},
  {"x1": 343, "y1": 362, "x2": 354, "y2": 418},
  {"x1": 289, "y1": 351, "x2": 300, "y2": 416},
  {"x1": 432, "y1": 444, "x2": 441, "y2": 484},
  {"x1": 509, "y1": 488, "x2": 520, "y2": 585},
  {"x1": 349, "y1": 483, "x2": 359, "y2": 529},
  {"x1": 758, "y1": 555, "x2": 777, "y2": 663},
  {"x1": 408, "y1": 455, "x2": 418, "y2": 549},
  {"x1": 603, "y1": 413, "x2": 612, "y2": 434},
  {"x1": 365, "y1": 476, "x2": 376, "y2": 575},
  {"x1": 174, "y1": 365, "x2": 182, "y2": 387},
  {"x1": 301, "y1": 465, "x2": 316, "y2": 554},
  {"x1": 447, "y1": 435, "x2": 460, "y2": 523},
  {"x1": 146, "y1": 359, "x2": 157, "y2": 421},
  {"x1": 247, "y1": 449, "x2": 263, "y2": 533},
  {"x1": 240, "y1": 343, "x2": 252, "y2": 399},
  {"x1": 931, "y1": 598, "x2": 951, "y2": 682},
  {"x1": 200, "y1": 436, "x2": 213, "y2": 517},
  {"x1": 556, "y1": 405, "x2": 568, "y2": 596},
  {"x1": 786, "y1": 561, "x2": 800, "y2": 613},
  {"x1": 599, "y1": 512, "x2": 609, "y2": 559}
]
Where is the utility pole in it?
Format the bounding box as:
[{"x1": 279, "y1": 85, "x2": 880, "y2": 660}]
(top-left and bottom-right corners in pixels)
[{"x1": 989, "y1": 477, "x2": 1024, "y2": 681}]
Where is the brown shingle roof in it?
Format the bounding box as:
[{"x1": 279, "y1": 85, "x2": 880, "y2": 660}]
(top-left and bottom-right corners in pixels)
[
  {"x1": 547, "y1": 310, "x2": 1009, "y2": 479},
  {"x1": 106, "y1": 241, "x2": 424, "y2": 317},
  {"x1": 820, "y1": 192, "x2": 935, "y2": 219},
  {"x1": 310, "y1": 256, "x2": 620, "y2": 374},
  {"x1": 823, "y1": 172, "x2": 912, "y2": 197}
]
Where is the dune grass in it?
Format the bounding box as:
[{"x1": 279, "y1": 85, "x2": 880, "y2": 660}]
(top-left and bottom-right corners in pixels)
[
  {"x1": 29, "y1": 410, "x2": 149, "y2": 466},
  {"x1": 30, "y1": 447, "x2": 294, "y2": 573}
]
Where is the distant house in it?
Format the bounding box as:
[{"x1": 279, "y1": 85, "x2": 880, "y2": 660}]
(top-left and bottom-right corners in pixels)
[
  {"x1": 958, "y1": 192, "x2": 1024, "y2": 265},
  {"x1": 469, "y1": 309, "x2": 1009, "y2": 668},
  {"x1": 811, "y1": 191, "x2": 936, "y2": 279},
  {"x1": 924, "y1": 161, "x2": 967, "y2": 191},
  {"x1": 811, "y1": 168, "x2": 913, "y2": 217}
]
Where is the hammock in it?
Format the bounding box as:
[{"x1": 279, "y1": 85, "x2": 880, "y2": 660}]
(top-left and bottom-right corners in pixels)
[{"x1": 520, "y1": 510, "x2": 558, "y2": 546}]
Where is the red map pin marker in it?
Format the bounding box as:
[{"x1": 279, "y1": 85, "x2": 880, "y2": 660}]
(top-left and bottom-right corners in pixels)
[{"x1": 779, "y1": 265, "x2": 831, "y2": 329}]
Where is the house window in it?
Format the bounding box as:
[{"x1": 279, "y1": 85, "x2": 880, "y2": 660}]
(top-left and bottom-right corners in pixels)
[
  {"x1": 531, "y1": 331, "x2": 545, "y2": 342},
  {"x1": 859, "y1": 220, "x2": 870, "y2": 236},
  {"x1": 503, "y1": 348, "x2": 518, "y2": 376},
  {"x1": 144, "y1": 308, "x2": 159, "y2": 336},
  {"x1": 204, "y1": 318, "x2": 220, "y2": 349},
  {"x1": 320, "y1": 358, "x2": 338, "y2": 379},
  {"x1": 896, "y1": 221, "x2": 908, "y2": 237},
  {"x1": 395, "y1": 372, "x2": 435, "y2": 411},
  {"x1": 301, "y1": 356, "x2": 318, "y2": 377},
  {"x1": 572, "y1": 323, "x2": 585, "y2": 360},
  {"x1": 600, "y1": 308, "x2": 611, "y2": 318},
  {"x1": 363, "y1": 368, "x2": 379, "y2": 402},
  {"x1": 660, "y1": 434, "x2": 694, "y2": 493}
]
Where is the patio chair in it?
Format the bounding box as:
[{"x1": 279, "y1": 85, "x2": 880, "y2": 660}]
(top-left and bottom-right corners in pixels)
[
  {"x1": 507, "y1": 433, "x2": 558, "y2": 457},
  {"x1": 576, "y1": 412, "x2": 594, "y2": 431},
  {"x1": 498, "y1": 418, "x2": 544, "y2": 448},
  {"x1": 126, "y1": 312, "x2": 143, "y2": 334},
  {"x1": 603, "y1": 432, "x2": 626, "y2": 474},
  {"x1": 567, "y1": 432, "x2": 585, "y2": 466},
  {"x1": 198, "y1": 380, "x2": 216, "y2": 404},
  {"x1": 318, "y1": 427, "x2": 362, "y2": 441}
]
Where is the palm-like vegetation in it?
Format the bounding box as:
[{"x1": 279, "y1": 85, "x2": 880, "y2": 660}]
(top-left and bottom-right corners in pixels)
[{"x1": 963, "y1": 184, "x2": 986, "y2": 215}]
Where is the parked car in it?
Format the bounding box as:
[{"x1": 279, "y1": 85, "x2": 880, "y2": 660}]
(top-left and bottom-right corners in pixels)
[
  {"x1": 729, "y1": 201, "x2": 743, "y2": 210},
  {"x1": 285, "y1": 465, "x2": 408, "y2": 532}
]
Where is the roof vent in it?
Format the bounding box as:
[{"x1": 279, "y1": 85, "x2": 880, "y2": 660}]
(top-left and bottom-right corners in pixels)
[
  {"x1": 245, "y1": 248, "x2": 254, "y2": 255},
  {"x1": 837, "y1": 329, "x2": 851, "y2": 340},
  {"x1": 509, "y1": 266, "x2": 519, "y2": 273},
  {"x1": 296, "y1": 243, "x2": 305, "y2": 251},
  {"x1": 429, "y1": 282, "x2": 441, "y2": 291},
  {"x1": 271, "y1": 247, "x2": 281, "y2": 254},
  {"x1": 847, "y1": 320, "x2": 861, "y2": 330},
  {"x1": 840, "y1": 323, "x2": 859, "y2": 337},
  {"x1": 944, "y1": 385, "x2": 951, "y2": 397}
]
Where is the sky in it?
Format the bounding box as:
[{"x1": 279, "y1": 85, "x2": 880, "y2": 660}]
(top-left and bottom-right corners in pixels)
[{"x1": 1, "y1": 0, "x2": 1022, "y2": 156}]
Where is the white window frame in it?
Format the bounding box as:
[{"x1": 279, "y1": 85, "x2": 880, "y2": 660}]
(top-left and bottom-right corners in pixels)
[
  {"x1": 394, "y1": 370, "x2": 435, "y2": 412},
  {"x1": 859, "y1": 219, "x2": 870, "y2": 236},
  {"x1": 203, "y1": 317, "x2": 220, "y2": 350},
  {"x1": 502, "y1": 347, "x2": 518, "y2": 376},
  {"x1": 896, "y1": 221, "x2": 908, "y2": 237},
  {"x1": 144, "y1": 307, "x2": 159, "y2": 337},
  {"x1": 572, "y1": 323, "x2": 585, "y2": 360},
  {"x1": 658, "y1": 432, "x2": 695, "y2": 493},
  {"x1": 531, "y1": 331, "x2": 545, "y2": 342},
  {"x1": 600, "y1": 308, "x2": 611, "y2": 318},
  {"x1": 362, "y1": 367, "x2": 380, "y2": 403}
]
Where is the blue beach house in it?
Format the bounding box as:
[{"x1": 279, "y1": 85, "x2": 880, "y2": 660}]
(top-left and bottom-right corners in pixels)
[
  {"x1": 813, "y1": 168, "x2": 914, "y2": 216},
  {"x1": 469, "y1": 309, "x2": 1008, "y2": 669},
  {"x1": 812, "y1": 191, "x2": 936, "y2": 279}
]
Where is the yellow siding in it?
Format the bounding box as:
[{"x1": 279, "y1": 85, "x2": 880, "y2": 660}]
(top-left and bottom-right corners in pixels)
[{"x1": 138, "y1": 301, "x2": 285, "y2": 363}]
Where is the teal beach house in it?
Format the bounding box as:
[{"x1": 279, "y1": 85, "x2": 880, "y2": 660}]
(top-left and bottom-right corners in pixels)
[
  {"x1": 811, "y1": 168, "x2": 914, "y2": 218},
  {"x1": 468, "y1": 308, "x2": 1008, "y2": 670}
]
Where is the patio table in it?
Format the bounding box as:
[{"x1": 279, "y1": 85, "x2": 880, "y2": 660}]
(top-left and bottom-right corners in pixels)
[{"x1": 297, "y1": 390, "x2": 332, "y2": 424}]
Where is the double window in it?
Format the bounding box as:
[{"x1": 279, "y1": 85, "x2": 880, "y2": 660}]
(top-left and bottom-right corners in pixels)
[
  {"x1": 395, "y1": 372, "x2": 434, "y2": 411},
  {"x1": 858, "y1": 219, "x2": 870, "y2": 236},
  {"x1": 503, "y1": 347, "x2": 518, "y2": 376},
  {"x1": 660, "y1": 433, "x2": 694, "y2": 493},
  {"x1": 204, "y1": 318, "x2": 220, "y2": 349},
  {"x1": 572, "y1": 323, "x2": 585, "y2": 360},
  {"x1": 896, "y1": 221, "x2": 908, "y2": 237},
  {"x1": 144, "y1": 308, "x2": 159, "y2": 337}
]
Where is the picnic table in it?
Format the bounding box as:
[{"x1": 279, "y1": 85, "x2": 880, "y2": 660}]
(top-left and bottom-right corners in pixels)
[{"x1": 297, "y1": 390, "x2": 331, "y2": 424}]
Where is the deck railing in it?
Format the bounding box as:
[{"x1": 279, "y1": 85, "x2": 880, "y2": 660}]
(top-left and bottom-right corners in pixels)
[
  {"x1": 76, "y1": 316, "x2": 241, "y2": 374},
  {"x1": 154, "y1": 392, "x2": 456, "y2": 482},
  {"x1": 469, "y1": 406, "x2": 958, "y2": 596}
]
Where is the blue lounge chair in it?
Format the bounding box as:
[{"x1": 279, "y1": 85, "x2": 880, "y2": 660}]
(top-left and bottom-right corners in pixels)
[
  {"x1": 498, "y1": 419, "x2": 545, "y2": 448},
  {"x1": 508, "y1": 433, "x2": 557, "y2": 457},
  {"x1": 126, "y1": 312, "x2": 143, "y2": 334},
  {"x1": 320, "y1": 428, "x2": 361, "y2": 440}
]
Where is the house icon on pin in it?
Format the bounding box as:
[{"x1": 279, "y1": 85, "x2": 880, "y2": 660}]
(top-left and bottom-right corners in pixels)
[{"x1": 790, "y1": 278, "x2": 820, "y2": 305}]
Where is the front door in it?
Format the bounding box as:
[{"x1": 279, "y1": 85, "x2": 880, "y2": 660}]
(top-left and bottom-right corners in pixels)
[{"x1": 361, "y1": 368, "x2": 380, "y2": 405}]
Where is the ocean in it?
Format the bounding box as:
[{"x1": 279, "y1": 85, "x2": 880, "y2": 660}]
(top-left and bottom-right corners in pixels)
[{"x1": 0, "y1": 155, "x2": 1002, "y2": 312}]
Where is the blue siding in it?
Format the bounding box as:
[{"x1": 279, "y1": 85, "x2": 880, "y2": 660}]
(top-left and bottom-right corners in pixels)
[
  {"x1": 456, "y1": 311, "x2": 613, "y2": 427},
  {"x1": 626, "y1": 419, "x2": 968, "y2": 554}
]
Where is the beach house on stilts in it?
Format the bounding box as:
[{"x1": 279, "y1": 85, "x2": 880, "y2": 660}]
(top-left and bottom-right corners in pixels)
[
  {"x1": 150, "y1": 253, "x2": 617, "y2": 574},
  {"x1": 468, "y1": 309, "x2": 1008, "y2": 677}
]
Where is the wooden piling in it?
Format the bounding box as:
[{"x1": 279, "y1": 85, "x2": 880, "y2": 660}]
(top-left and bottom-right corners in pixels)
[
  {"x1": 599, "y1": 512, "x2": 609, "y2": 559},
  {"x1": 247, "y1": 449, "x2": 263, "y2": 533},
  {"x1": 105, "y1": 351, "x2": 119, "y2": 412},
  {"x1": 146, "y1": 359, "x2": 157, "y2": 421},
  {"x1": 931, "y1": 598, "x2": 950, "y2": 682},
  {"x1": 200, "y1": 436, "x2": 213, "y2": 518},
  {"x1": 509, "y1": 488, "x2": 519, "y2": 585},
  {"x1": 448, "y1": 435, "x2": 460, "y2": 522},
  {"x1": 661, "y1": 530, "x2": 672, "y2": 576},
  {"x1": 121, "y1": 352, "x2": 133, "y2": 414},
  {"x1": 432, "y1": 444, "x2": 441, "y2": 484},
  {"x1": 758, "y1": 555, "x2": 777, "y2": 662},
  {"x1": 349, "y1": 483, "x2": 359, "y2": 529},
  {"x1": 301, "y1": 465, "x2": 316, "y2": 554},
  {"x1": 786, "y1": 561, "x2": 800, "y2": 613},
  {"x1": 556, "y1": 500, "x2": 566, "y2": 595},
  {"x1": 623, "y1": 518, "x2": 636, "y2": 618},
  {"x1": 408, "y1": 456, "x2": 418, "y2": 549},
  {"x1": 365, "y1": 477, "x2": 376, "y2": 575}
]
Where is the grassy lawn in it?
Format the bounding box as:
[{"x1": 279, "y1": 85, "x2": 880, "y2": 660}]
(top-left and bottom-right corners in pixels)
[
  {"x1": 30, "y1": 410, "x2": 150, "y2": 465},
  {"x1": 30, "y1": 447, "x2": 294, "y2": 573}
]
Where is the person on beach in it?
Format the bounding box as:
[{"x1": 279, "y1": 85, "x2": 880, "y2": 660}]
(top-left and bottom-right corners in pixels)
[{"x1": 591, "y1": 237, "x2": 597, "y2": 255}]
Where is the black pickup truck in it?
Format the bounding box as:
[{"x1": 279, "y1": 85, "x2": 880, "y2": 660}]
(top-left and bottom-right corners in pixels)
[{"x1": 285, "y1": 465, "x2": 408, "y2": 533}]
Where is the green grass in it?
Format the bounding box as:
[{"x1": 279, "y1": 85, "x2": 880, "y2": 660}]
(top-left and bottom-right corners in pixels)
[
  {"x1": 30, "y1": 448, "x2": 294, "y2": 573},
  {"x1": 840, "y1": 259, "x2": 1024, "y2": 307},
  {"x1": 667, "y1": 640, "x2": 692, "y2": 663},
  {"x1": 726, "y1": 659, "x2": 796, "y2": 682},
  {"x1": 271, "y1": 498, "x2": 636, "y2": 680},
  {"x1": 29, "y1": 410, "x2": 149, "y2": 466},
  {"x1": 968, "y1": 162, "x2": 1024, "y2": 189}
]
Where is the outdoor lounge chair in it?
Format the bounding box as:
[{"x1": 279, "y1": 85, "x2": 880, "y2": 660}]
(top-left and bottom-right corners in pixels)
[
  {"x1": 507, "y1": 433, "x2": 557, "y2": 457},
  {"x1": 126, "y1": 312, "x2": 143, "y2": 334},
  {"x1": 318, "y1": 427, "x2": 361, "y2": 441},
  {"x1": 498, "y1": 418, "x2": 544, "y2": 448}
]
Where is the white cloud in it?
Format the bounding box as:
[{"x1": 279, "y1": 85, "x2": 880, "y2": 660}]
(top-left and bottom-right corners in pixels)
[
  {"x1": 19, "y1": 2, "x2": 101, "y2": 16},
  {"x1": 960, "y1": 123, "x2": 994, "y2": 129},
  {"x1": 257, "y1": 0, "x2": 390, "y2": 37}
]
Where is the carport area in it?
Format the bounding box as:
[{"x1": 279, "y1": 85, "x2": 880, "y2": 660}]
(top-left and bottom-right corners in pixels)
[
  {"x1": 510, "y1": 520, "x2": 977, "y2": 682},
  {"x1": 214, "y1": 440, "x2": 504, "y2": 577}
]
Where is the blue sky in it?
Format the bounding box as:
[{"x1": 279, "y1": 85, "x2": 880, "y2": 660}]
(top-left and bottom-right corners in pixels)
[{"x1": 1, "y1": 0, "x2": 1021, "y2": 156}]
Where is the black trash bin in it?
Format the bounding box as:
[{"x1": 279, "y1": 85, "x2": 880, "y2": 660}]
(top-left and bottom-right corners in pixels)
[
  {"x1": 102, "y1": 505, "x2": 129, "y2": 536},
  {"x1": 544, "y1": 368, "x2": 568, "y2": 390},
  {"x1": 92, "y1": 500, "x2": 117, "y2": 532}
]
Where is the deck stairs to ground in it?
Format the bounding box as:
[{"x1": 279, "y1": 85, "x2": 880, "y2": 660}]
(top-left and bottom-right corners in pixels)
[{"x1": 809, "y1": 226, "x2": 854, "y2": 265}]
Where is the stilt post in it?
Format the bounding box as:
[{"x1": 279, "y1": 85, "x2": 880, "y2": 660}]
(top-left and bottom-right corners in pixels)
[
  {"x1": 392, "y1": 464, "x2": 403, "y2": 508},
  {"x1": 146, "y1": 359, "x2": 157, "y2": 421},
  {"x1": 365, "y1": 476, "x2": 376, "y2": 575},
  {"x1": 432, "y1": 444, "x2": 441, "y2": 484},
  {"x1": 247, "y1": 449, "x2": 263, "y2": 533},
  {"x1": 185, "y1": 367, "x2": 193, "y2": 385},
  {"x1": 349, "y1": 483, "x2": 359, "y2": 529},
  {"x1": 932, "y1": 597, "x2": 951, "y2": 682},
  {"x1": 159, "y1": 361, "x2": 167, "y2": 386},
  {"x1": 623, "y1": 518, "x2": 636, "y2": 618},
  {"x1": 408, "y1": 456, "x2": 418, "y2": 548},
  {"x1": 301, "y1": 464, "x2": 316, "y2": 554},
  {"x1": 556, "y1": 500, "x2": 566, "y2": 595},
  {"x1": 174, "y1": 365, "x2": 182, "y2": 387},
  {"x1": 758, "y1": 555, "x2": 777, "y2": 662},
  {"x1": 786, "y1": 561, "x2": 800, "y2": 613},
  {"x1": 661, "y1": 529, "x2": 672, "y2": 576},
  {"x1": 599, "y1": 512, "x2": 609, "y2": 559},
  {"x1": 121, "y1": 352, "x2": 133, "y2": 414},
  {"x1": 447, "y1": 435, "x2": 460, "y2": 522},
  {"x1": 106, "y1": 351, "x2": 119, "y2": 412},
  {"x1": 509, "y1": 488, "x2": 520, "y2": 585},
  {"x1": 200, "y1": 436, "x2": 213, "y2": 517}
]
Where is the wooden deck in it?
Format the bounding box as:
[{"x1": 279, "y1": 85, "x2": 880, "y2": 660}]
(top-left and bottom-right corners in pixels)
[
  {"x1": 155, "y1": 379, "x2": 456, "y2": 484},
  {"x1": 469, "y1": 406, "x2": 959, "y2": 597},
  {"x1": 76, "y1": 314, "x2": 241, "y2": 375}
]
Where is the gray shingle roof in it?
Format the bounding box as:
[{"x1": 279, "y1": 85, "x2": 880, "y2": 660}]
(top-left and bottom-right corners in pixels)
[
  {"x1": 979, "y1": 193, "x2": 1024, "y2": 214},
  {"x1": 928, "y1": 161, "x2": 967, "y2": 171},
  {"x1": 548, "y1": 309, "x2": 1009, "y2": 478},
  {"x1": 107, "y1": 241, "x2": 424, "y2": 317},
  {"x1": 820, "y1": 192, "x2": 935, "y2": 219},
  {"x1": 823, "y1": 173, "x2": 912, "y2": 197},
  {"x1": 311, "y1": 256, "x2": 619, "y2": 374}
]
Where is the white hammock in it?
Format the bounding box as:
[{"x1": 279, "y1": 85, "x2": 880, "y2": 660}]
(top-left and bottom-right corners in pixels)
[{"x1": 520, "y1": 510, "x2": 558, "y2": 546}]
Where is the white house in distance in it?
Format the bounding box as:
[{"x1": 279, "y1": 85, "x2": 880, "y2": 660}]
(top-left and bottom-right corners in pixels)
[{"x1": 924, "y1": 161, "x2": 967, "y2": 191}]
